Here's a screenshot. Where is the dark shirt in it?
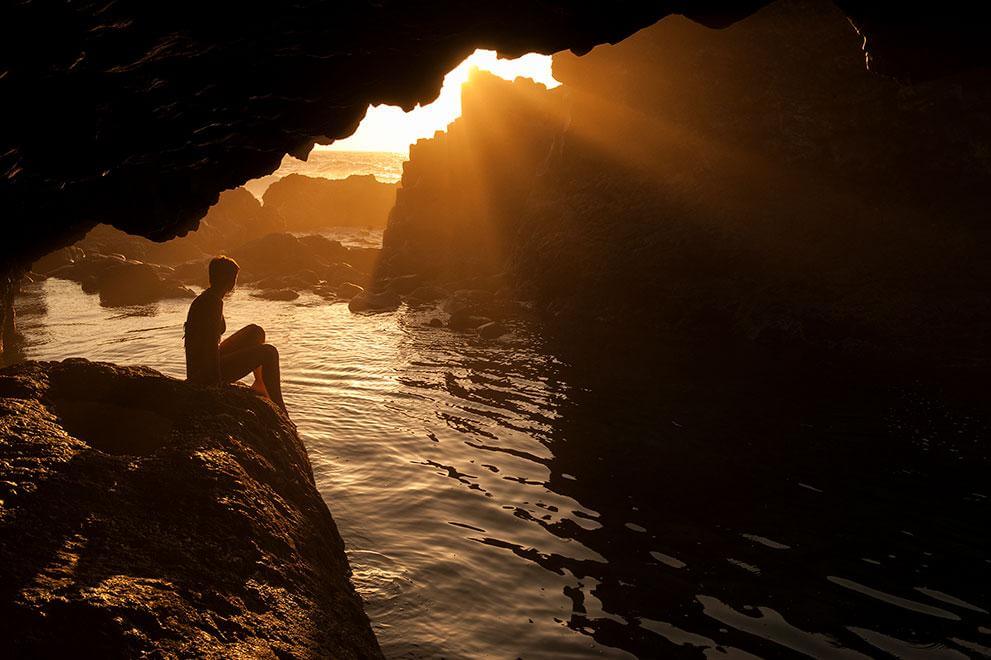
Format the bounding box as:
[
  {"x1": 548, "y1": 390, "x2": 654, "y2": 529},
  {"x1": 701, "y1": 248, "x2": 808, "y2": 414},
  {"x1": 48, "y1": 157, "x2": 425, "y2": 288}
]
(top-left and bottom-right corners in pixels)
[{"x1": 184, "y1": 288, "x2": 225, "y2": 384}]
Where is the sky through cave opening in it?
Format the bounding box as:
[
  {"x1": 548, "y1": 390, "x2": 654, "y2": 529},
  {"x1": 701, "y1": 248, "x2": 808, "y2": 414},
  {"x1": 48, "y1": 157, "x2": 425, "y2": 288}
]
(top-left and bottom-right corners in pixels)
[{"x1": 248, "y1": 49, "x2": 560, "y2": 194}]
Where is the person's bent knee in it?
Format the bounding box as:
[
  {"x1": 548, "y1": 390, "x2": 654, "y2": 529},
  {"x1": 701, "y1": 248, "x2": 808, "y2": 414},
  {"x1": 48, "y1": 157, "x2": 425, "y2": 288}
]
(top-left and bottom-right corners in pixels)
[{"x1": 247, "y1": 324, "x2": 265, "y2": 344}]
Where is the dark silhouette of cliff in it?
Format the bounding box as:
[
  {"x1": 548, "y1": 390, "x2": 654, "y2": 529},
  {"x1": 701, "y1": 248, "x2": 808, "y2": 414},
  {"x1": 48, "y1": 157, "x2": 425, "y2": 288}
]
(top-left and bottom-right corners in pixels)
[
  {"x1": 380, "y1": 0, "x2": 991, "y2": 367},
  {"x1": 264, "y1": 174, "x2": 398, "y2": 231}
]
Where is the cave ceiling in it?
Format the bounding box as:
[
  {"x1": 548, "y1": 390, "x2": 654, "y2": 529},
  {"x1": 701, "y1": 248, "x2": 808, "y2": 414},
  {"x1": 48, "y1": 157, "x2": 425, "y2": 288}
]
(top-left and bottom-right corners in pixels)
[{"x1": 1, "y1": 0, "x2": 987, "y2": 267}]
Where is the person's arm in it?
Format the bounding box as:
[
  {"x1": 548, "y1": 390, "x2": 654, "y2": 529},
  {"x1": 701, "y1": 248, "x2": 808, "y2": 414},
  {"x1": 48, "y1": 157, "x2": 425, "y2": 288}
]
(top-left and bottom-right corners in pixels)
[{"x1": 201, "y1": 296, "x2": 224, "y2": 384}]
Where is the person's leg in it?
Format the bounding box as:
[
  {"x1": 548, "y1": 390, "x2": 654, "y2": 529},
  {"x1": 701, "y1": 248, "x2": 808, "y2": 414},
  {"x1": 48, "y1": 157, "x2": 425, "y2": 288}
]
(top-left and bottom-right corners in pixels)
[
  {"x1": 219, "y1": 343, "x2": 286, "y2": 413},
  {"x1": 219, "y1": 324, "x2": 267, "y2": 394},
  {"x1": 219, "y1": 324, "x2": 264, "y2": 354}
]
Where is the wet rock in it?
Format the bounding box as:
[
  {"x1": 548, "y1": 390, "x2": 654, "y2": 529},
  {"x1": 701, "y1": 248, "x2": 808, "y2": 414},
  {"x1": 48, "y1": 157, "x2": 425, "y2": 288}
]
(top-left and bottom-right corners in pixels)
[
  {"x1": 336, "y1": 282, "x2": 365, "y2": 300},
  {"x1": 444, "y1": 289, "x2": 496, "y2": 316},
  {"x1": 251, "y1": 288, "x2": 300, "y2": 301},
  {"x1": 342, "y1": 247, "x2": 382, "y2": 275},
  {"x1": 407, "y1": 285, "x2": 447, "y2": 303},
  {"x1": 263, "y1": 174, "x2": 398, "y2": 231},
  {"x1": 31, "y1": 246, "x2": 86, "y2": 275},
  {"x1": 49, "y1": 253, "x2": 124, "y2": 285},
  {"x1": 477, "y1": 321, "x2": 508, "y2": 339},
  {"x1": 253, "y1": 270, "x2": 321, "y2": 292},
  {"x1": 170, "y1": 258, "x2": 212, "y2": 288},
  {"x1": 323, "y1": 262, "x2": 367, "y2": 287},
  {"x1": 97, "y1": 262, "x2": 195, "y2": 307},
  {"x1": 448, "y1": 311, "x2": 492, "y2": 331},
  {"x1": 231, "y1": 233, "x2": 353, "y2": 283},
  {"x1": 384, "y1": 274, "x2": 423, "y2": 295},
  {"x1": 0, "y1": 359, "x2": 381, "y2": 657},
  {"x1": 348, "y1": 290, "x2": 401, "y2": 313}
]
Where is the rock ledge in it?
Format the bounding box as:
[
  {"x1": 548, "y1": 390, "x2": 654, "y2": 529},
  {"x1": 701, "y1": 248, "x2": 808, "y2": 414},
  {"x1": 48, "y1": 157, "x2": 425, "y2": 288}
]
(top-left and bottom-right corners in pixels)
[{"x1": 0, "y1": 359, "x2": 381, "y2": 658}]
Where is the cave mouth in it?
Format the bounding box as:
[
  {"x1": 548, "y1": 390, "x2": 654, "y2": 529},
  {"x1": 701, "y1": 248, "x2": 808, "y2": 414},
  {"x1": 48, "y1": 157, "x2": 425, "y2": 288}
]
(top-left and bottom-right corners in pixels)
[
  {"x1": 53, "y1": 398, "x2": 175, "y2": 456},
  {"x1": 317, "y1": 48, "x2": 560, "y2": 156}
]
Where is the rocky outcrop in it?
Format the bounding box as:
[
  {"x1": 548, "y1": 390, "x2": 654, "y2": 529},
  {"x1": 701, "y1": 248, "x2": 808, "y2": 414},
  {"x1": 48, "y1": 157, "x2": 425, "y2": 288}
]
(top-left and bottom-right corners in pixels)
[
  {"x1": 37, "y1": 252, "x2": 194, "y2": 308},
  {"x1": 0, "y1": 359, "x2": 381, "y2": 657},
  {"x1": 75, "y1": 188, "x2": 285, "y2": 267},
  {"x1": 382, "y1": 70, "x2": 566, "y2": 281},
  {"x1": 38, "y1": 221, "x2": 382, "y2": 304},
  {"x1": 378, "y1": 0, "x2": 991, "y2": 368},
  {"x1": 264, "y1": 174, "x2": 398, "y2": 231},
  {"x1": 226, "y1": 233, "x2": 379, "y2": 299}
]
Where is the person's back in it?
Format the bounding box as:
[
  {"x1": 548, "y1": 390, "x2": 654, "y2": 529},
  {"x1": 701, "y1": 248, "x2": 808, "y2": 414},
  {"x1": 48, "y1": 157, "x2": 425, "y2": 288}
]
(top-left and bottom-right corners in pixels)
[{"x1": 184, "y1": 287, "x2": 225, "y2": 384}]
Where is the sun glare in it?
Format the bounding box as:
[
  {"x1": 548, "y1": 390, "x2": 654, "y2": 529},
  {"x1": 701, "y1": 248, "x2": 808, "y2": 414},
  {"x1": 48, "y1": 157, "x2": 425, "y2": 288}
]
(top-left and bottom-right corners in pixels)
[{"x1": 320, "y1": 50, "x2": 560, "y2": 155}]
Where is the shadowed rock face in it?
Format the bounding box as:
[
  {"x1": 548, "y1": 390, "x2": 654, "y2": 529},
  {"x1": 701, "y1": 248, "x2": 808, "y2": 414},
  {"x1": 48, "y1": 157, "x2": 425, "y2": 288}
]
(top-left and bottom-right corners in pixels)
[
  {"x1": 0, "y1": 359, "x2": 382, "y2": 658},
  {"x1": 380, "y1": 0, "x2": 991, "y2": 367}
]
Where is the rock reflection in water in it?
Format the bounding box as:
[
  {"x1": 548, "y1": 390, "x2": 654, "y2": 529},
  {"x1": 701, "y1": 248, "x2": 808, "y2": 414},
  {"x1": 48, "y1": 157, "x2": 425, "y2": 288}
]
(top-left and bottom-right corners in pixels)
[{"x1": 11, "y1": 277, "x2": 991, "y2": 658}]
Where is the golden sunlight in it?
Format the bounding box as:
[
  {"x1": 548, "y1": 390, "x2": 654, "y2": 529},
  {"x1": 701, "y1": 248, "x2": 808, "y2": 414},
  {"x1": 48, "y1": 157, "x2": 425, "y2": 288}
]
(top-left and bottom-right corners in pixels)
[{"x1": 320, "y1": 49, "x2": 560, "y2": 155}]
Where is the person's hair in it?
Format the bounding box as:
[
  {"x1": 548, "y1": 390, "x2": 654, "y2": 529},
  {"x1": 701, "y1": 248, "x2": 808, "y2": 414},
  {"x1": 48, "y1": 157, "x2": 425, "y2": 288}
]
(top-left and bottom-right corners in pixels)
[{"x1": 208, "y1": 256, "x2": 239, "y2": 289}]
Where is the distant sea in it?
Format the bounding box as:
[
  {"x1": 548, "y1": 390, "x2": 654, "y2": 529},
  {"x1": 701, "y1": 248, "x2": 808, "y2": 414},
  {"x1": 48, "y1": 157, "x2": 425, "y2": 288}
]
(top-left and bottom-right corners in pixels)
[{"x1": 243, "y1": 150, "x2": 406, "y2": 199}]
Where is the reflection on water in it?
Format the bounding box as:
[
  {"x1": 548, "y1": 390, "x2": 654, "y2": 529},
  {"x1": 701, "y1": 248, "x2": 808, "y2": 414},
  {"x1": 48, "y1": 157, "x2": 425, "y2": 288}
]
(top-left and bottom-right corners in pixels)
[{"x1": 9, "y1": 272, "x2": 991, "y2": 658}]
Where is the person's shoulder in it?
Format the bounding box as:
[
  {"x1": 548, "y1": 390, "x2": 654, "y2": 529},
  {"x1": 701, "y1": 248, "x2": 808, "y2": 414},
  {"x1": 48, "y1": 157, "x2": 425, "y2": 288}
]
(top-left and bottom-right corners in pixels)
[{"x1": 191, "y1": 289, "x2": 222, "y2": 313}]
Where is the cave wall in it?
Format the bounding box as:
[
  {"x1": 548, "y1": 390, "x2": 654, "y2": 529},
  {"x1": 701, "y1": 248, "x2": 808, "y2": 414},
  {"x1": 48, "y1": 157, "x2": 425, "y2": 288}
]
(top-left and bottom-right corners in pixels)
[{"x1": 379, "y1": 0, "x2": 991, "y2": 366}]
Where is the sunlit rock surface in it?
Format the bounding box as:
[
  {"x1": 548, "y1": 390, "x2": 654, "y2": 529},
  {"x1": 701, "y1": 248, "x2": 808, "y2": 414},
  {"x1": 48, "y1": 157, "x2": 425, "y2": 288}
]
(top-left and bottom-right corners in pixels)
[
  {"x1": 0, "y1": 359, "x2": 381, "y2": 658},
  {"x1": 264, "y1": 174, "x2": 398, "y2": 231},
  {"x1": 380, "y1": 0, "x2": 991, "y2": 367}
]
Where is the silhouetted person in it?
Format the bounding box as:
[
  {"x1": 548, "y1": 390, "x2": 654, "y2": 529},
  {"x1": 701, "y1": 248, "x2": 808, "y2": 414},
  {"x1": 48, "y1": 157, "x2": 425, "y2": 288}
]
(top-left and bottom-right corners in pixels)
[{"x1": 184, "y1": 256, "x2": 287, "y2": 414}]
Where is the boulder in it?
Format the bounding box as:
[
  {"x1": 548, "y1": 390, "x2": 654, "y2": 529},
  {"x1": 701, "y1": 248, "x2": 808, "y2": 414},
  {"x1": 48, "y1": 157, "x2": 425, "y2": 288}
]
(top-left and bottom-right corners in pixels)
[
  {"x1": 231, "y1": 233, "x2": 352, "y2": 283},
  {"x1": 0, "y1": 359, "x2": 381, "y2": 658},
  {"x1": 448, "y1": 310, "x2": 492, "y2": 331},
  {"x1": 251, "y1": 288, "x2": 300, "y2": 301},
  {"x1": 336, "y1": 282, "x2": 365, "y2": 300},
  {"x1": 348, "y1": 290, "x2": 401, "y2": 313},
  {"x1": 322, "y1": 262, "x2": 366, "y2": 287},
  {"x1": 97, "y1": 262, "x2": 195, "y2": 307},
  {"x1": 263, "y1": 173, "x2": 398, "y2": 231},
  {"x1": 170, "y1": 259, "x2": 212, "y2": 287},
  {"x1": 384, "y1": 274, "x2": 423, "y2": 295},
  {"x1": 31, "y1": 246, "x2": 85, "y2": 275},
  {"x1": 49, "y1": 253, "x2": 123, "y2": 285},
  {"x1": 444, "y1": 289, "x2": 496, "y2": 316},
  {"x1": 342, "y1": 247, "x2": 382, "y2": 274},
  {"x1": 296, "y1": 235, "x2": 351, "y2": 264},
  {"x1": 253, "y1": 270, "x2": 321, "y2": 291},
  {"x1": 407, "y1": 285, "x2": 447, "y2": 303},
  {"x1": 477, "y1": 321, "x2": 509, "y2": 339}
]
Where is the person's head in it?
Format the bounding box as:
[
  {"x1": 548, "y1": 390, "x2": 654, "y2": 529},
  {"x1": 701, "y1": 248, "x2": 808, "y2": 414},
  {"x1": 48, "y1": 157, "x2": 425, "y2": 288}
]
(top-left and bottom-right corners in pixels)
[{"x1": 208, "y1": 256, "x2": 239, "y2": 293}]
